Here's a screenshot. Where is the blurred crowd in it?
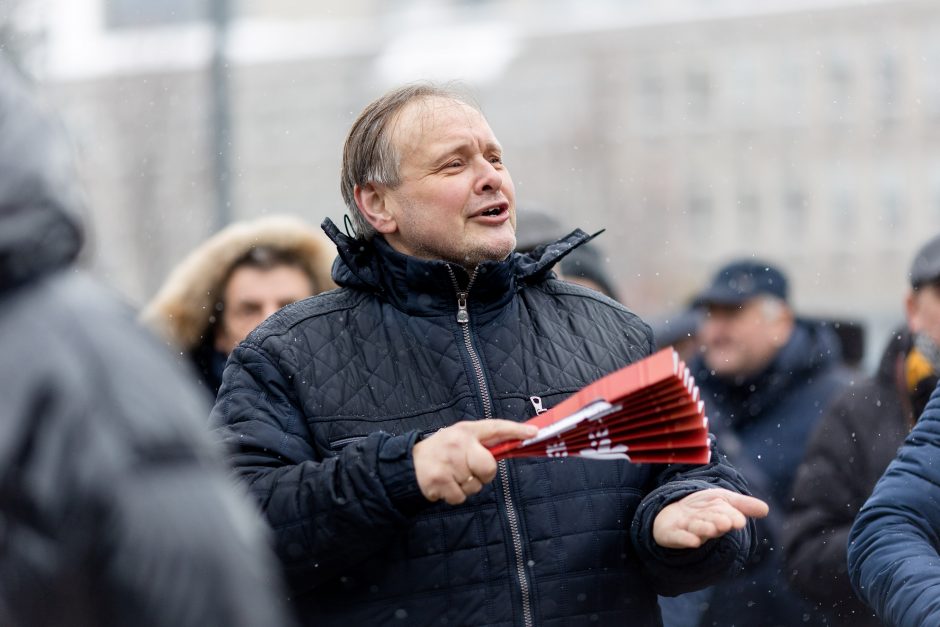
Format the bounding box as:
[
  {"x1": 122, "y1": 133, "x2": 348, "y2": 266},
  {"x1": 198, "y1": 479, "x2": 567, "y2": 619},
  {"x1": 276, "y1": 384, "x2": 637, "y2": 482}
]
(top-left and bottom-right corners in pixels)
[{"x1": 5, "y1": 50, "x2": 940, "y2": 627}]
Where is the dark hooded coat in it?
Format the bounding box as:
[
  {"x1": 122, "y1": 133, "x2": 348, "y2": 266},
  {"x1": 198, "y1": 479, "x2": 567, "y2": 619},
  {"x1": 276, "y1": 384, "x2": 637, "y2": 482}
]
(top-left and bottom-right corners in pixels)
[
  {"x1": 784, "y1": 330, "x2": 912, "y2": 626},
  {"x1": 211, "y1": 220, "x2": 758, "y2": 627},
  {"x1": 0, "y1": 58, "x2": 290, "y2": 627}
]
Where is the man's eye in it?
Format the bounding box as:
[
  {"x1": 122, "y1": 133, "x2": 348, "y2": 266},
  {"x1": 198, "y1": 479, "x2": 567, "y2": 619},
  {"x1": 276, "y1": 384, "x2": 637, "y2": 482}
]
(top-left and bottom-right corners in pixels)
[
  {"x1": 490, "y1": 156, "x2": 503, "y2": 164},
  {"x1": 446, "y1": 160, "x2": 463, "y2": 168}
]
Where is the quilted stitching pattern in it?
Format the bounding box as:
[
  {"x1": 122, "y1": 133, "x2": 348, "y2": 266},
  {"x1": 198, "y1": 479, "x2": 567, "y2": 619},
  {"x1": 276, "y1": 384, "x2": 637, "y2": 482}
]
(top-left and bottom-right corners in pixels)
[{"x1": 212, "y1": 238, "x2": 754, "y2": 627}]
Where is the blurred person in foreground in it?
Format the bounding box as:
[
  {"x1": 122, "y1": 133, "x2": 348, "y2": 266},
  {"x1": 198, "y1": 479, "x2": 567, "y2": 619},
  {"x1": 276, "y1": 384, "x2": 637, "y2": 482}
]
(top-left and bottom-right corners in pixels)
[
  {"x1": 846, "y1": 234, "x2": 940, "y2": 627},
  {"x1": 0, "y1": 58, "x2": 291, "y2": 626},
  {"x1": 665, "y1": 260, "x2": 851, "y2": 627},
  {"x1": 142, "y1": 215, "x2": 335, "y2": 398},
  {"x1": 210, "y1": 82, "x2": 767, "y2": 626}
]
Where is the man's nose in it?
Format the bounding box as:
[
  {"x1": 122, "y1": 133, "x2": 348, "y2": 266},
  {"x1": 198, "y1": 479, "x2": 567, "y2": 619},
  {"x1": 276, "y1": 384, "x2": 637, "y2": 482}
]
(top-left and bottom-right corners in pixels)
[{"x1": 474, "y1": 159, "x2": 503, "y2": 194}]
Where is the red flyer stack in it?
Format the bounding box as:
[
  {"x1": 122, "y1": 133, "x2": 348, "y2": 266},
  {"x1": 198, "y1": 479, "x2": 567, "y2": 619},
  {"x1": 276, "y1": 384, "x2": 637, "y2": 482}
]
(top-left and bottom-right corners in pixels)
[{"x1": 488, "y1": 348, "x2": 710, "y2": 464}]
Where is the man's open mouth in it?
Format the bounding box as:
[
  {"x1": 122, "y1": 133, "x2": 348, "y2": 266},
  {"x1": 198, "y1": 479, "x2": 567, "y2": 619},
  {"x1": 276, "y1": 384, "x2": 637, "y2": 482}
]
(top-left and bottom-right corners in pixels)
[{"x1": 477, "y1": 204, "x2": 508, "y2": 218}]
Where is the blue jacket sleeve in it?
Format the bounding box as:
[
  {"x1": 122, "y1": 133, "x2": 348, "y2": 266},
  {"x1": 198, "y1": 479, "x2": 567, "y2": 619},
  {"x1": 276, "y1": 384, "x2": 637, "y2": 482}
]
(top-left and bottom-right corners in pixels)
[
  {"x1": 848, "y1": 383, "x2": 940, "y2": 627},
  {"x1": 210, "y1": 342, "x2": 430, "y2": 593},
  {"x1": 630, "y1": 435, "x2": 756, "y2": 596}
]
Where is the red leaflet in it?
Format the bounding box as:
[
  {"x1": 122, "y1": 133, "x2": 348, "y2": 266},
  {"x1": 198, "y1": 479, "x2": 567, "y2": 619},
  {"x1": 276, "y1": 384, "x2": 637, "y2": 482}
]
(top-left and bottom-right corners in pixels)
[{"x1": 488, "y1": 348, "x2": 710, "y2": 465}]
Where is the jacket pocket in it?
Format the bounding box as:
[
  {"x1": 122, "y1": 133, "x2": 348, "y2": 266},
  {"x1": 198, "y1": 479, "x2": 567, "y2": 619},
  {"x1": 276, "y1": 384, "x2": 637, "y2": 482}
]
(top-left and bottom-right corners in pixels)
[
  {"x1": 329, "y1": 428, "x2": 438, "y2": 453},
  {"x1": 328, "y1": 434, "x2": 369, "y2": 453}
]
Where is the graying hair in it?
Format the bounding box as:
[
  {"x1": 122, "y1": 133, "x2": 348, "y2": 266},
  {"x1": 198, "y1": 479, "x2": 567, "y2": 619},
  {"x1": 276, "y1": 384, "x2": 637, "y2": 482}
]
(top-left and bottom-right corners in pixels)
[{"x1": 340, "y1": 82, "x2": 477, "y2": 240}]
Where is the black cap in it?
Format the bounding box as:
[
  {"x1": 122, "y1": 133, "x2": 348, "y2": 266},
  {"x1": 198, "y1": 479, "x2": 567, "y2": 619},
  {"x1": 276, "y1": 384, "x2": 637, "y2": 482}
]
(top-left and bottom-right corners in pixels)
[
  {"x1": 910, "y1": 234, "x2": 940, "y2": 289},
  {"x1": 693, "y1": 259, "x2": 788, "y2": 307}
]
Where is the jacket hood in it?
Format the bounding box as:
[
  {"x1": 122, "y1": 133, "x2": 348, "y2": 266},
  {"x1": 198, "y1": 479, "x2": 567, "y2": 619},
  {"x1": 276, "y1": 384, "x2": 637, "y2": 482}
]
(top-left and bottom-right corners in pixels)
[
  {"x1": 0, "y1": 58, "x2": 84, "y2": 293},
  {"x1": 141, "y1": 215, "x2": 337, "y2": 351}
]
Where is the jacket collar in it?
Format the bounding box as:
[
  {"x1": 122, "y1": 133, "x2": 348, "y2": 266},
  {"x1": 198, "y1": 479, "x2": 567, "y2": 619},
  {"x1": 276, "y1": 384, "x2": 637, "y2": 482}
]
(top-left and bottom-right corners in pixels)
[{"x1": 321, "y1": 217, "x2": 598, "y2": 318}]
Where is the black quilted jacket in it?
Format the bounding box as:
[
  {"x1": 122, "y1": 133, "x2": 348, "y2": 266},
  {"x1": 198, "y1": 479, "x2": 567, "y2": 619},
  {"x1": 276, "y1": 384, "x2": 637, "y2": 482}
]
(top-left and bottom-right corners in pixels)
[{"x1": 211, "y1": 219, "x2": 756, "y2": 627}]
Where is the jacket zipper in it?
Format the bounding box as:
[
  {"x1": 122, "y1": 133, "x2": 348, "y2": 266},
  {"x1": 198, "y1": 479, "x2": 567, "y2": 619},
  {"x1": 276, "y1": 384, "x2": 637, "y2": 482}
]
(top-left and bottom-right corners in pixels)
[{"x1": 447, "y1": 265, "x2": 534, "y2": 627}]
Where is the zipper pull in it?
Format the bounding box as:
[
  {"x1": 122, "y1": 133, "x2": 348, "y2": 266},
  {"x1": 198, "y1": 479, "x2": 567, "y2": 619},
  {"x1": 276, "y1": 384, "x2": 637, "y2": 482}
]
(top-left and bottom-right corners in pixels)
[
  {"x1": 456, "y1": 292, "x2": 470, "y2": 324},
  {"x1": 530, "y1": 395, "x2": 546, "y2": 415}
]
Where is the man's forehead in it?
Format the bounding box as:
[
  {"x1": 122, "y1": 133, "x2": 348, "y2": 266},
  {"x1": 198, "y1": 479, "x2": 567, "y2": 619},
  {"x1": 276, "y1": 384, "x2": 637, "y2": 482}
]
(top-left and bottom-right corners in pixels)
[{"x1": 391, "y1": 96, "x2": 497, "y2": 151}]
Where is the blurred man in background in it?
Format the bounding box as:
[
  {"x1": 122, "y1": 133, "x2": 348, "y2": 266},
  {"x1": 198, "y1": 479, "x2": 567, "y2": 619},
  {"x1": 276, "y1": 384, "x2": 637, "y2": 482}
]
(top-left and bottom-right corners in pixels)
[
  {"x1": 788, "y1": 234, "x2": 940, "y2": 625},
  {"x1": 667, "y1": 259, "x2": 851, "y2": 627},
  {"x1": 0, "y1": 56, "x2": 290, "y2": 627},
  {"x1": 514, "y1": 206, "x2": 621, "y2": 300},
  {"x1": 142, "y1": 215, "x2": 335, "y2": 397},
  {"x1": 650, "y1": 306, "x2": 703, "y2": 363}
]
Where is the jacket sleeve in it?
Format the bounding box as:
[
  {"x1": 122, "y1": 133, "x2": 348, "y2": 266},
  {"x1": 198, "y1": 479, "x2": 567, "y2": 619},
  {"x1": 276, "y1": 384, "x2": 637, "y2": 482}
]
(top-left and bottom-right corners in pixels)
[
  {"x1": 783, "y1": 391, "x2": 864, "y2": 607},
  {"x1": 848, "y1": 386, "x2": 940, "y2": 627},
  {"x1": 210, "y1": 342, "x2": 430, "y2": 593},
  {"x1": 629, "y1": 434, "x2": 756, "y2": 596}
]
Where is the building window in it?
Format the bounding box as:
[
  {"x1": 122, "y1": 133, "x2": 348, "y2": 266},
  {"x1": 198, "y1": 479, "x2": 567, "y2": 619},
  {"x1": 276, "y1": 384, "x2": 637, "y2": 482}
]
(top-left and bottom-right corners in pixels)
[
  {"x1": 636, "y1": 71, "x2": 665, "y2": 128},
  {"x1": 729, "y1": 56, "x2": 758, "y2": 127},
  {"x1": 830, "y1": 189, "x2": 856, "y2": 236},
  {"x1": 876, "y1": 50, "x2": 902, "y2": 126},
  {"x1": 879, "y1": 171, "x2": 905, "y2": 234},
  {"x1": 925, "y1": 42, "x2": 940, "y2": 123},
  {"x1": 778, "y1": 56, "x2": 806, "y2": 126},
  {"x1": 685, "y1": 67, "x2": 712, "y2": 125},
  {"x1": 687, "y1": 185, "x2": 713, "y2": 237},
  {"x1": 106, "y1": 0, "x2": 209, "y2": 29},
  {"x1": 737, "y1": 189, "x2": 760, "y2": 237},
  {"x1": 826, "y1": 50, "x2": 854, "y2": 125},
  {"x1": 783, "y1": 182, "x2": 806, "y2": 239}
]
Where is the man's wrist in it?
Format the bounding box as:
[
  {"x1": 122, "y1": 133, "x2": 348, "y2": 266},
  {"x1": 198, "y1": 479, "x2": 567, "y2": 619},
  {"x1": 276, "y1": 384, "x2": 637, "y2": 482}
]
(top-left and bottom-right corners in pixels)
[{"x1": 377, "y1": 431, "x2": 430, "y2": 516}]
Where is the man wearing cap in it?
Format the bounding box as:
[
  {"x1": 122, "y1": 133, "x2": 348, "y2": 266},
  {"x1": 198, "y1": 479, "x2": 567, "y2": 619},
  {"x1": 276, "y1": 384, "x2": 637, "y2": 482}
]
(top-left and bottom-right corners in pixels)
[
  {"x1": 665, "y1": 259, "x2": 851, "y2": 627},
  {"x1": 789, "y1": 235, "x2": 940, "y2": 626}
]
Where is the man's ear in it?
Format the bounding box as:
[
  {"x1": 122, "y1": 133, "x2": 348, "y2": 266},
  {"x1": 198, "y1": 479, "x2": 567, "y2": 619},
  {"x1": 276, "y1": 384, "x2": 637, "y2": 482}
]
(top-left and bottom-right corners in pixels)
[{"x1": 354, "y1": 183, "x2": 398, "y2": 235}]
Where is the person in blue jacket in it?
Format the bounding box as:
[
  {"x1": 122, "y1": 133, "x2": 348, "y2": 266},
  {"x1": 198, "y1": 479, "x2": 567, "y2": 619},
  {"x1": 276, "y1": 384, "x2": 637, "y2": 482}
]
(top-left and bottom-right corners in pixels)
[
  {"x1": 848, "y1": 234, "x2": 940, "y2": 627},
  {"x1": 210, "y1": 82, "x2": 768, "y2": 626}
]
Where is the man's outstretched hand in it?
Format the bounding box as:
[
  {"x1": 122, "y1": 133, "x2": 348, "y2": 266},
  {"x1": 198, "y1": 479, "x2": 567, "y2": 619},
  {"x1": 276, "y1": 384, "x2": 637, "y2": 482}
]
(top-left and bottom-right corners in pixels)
[
  {"x1": 413, "y1": 419, "x2": 537, "y2": 505},
  {"x1": 652, "y1": 488, "x2": 769, "y2": 549}
]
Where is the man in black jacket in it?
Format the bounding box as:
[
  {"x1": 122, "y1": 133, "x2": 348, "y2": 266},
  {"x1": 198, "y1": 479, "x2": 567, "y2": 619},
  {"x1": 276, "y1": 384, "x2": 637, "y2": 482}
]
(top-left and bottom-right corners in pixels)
[
  {"x1": 211, "y1": 83, "x2": 767, "y2": 626},
  {"x1": 0, "y1": 57, "x2": 291, "y2": 627},
  {"x1": 785, "y1": 234, "x2": 940, "y2": 625}
]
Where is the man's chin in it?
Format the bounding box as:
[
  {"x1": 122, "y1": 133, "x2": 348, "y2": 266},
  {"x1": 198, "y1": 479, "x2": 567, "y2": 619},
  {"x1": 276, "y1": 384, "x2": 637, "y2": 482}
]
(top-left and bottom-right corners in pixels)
[
  {"x1": 461, "y1": 236, "x2": 516, "y2": 266},
  {"x1": 705, "y1": 354, "x2": 741, "y2": 377}
]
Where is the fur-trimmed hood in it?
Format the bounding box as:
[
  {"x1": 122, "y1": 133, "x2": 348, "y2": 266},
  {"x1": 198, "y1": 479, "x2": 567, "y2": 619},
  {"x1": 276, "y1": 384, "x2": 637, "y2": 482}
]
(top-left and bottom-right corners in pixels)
[{"x1": 141, "y1": 215, "x2": 336, "y2": 351}]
